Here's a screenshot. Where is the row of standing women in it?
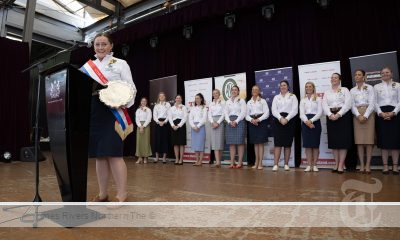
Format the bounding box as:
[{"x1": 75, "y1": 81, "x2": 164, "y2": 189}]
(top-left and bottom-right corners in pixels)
[{"x1": 136, "y1": 67, "x2": 400, "y2": 175}]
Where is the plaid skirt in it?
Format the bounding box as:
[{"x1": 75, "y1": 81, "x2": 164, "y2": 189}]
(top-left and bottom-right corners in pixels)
[{"x1": 225, "y1": 115, "x2": 246, "y2": 145}]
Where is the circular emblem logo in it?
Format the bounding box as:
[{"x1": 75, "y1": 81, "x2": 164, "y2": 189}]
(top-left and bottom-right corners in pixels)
[{"x1": 222, "y1": 78, "x2": 237, "y2": 100}]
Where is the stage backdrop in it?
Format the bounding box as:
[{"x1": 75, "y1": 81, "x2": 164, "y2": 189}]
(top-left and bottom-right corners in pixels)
[
  {"x1": 350, "y1": 51, "x2": 399, "y2": 86},
  {"x1": 298, "y1": 61, "x2": 341, "y2": 168},
  {"x1": 149, "y1": 75, "x2": 177, "y2": 159},
  {"x1": 255, "y1": 67, "x2": 295, "y2": 167},
  {"x1": 349, "y1": 51, "x2": 399, "y2": 169},
  {"x1": 214, "y1": 72, "x2": 247, "y2": 164},
  {"x1": 183, "y1": 78, "x2": 213, "y2": 162}
]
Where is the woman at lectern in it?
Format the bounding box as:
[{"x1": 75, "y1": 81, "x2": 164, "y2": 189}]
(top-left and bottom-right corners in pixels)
[
  {"x1": 374, "y1": 67, "x2": 400, "y2": 175},
  {"x1": 84, "y1": 33, "x2": 136, "y2": 203},
  {"x1": 271, "y1": 80, "x2": 298, "y2": 172},
  {"x1": 225, "y1": 85, "x2": 247, "y2": 169},
  {"x1": 300, "y1": 82, "x2": 322, "y2": 172},
  {"x1": 246, "y1": 85, "x2": 270, "y2": 170},
  {"x1": 168, "y1": 94, "x2": 188, "y2": 165},
  {"x1": 322, "y1": 73, "x2": 352, "y2": 174},
  {"x1": 350, "y1": 70, "x2": 375, "y2": 174}
]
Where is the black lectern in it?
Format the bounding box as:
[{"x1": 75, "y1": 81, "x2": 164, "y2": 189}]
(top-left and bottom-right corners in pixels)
[{"x1": 42, "y1": 63, "x2": 92, "y2": 202}]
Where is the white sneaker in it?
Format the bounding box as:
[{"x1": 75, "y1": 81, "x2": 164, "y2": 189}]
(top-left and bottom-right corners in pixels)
[
  {"x1": 313, "y1": 166, "x2": 319, "y2": 172},
  {"x1": 272, "y1": 165, "x2": 278, "y2": 171},
  {"x1": 304, "y1": 166, "x2": 311, "y2": 172},
  {"x1": 284, "y1": 165, "x2": 290, "y2": 171}
]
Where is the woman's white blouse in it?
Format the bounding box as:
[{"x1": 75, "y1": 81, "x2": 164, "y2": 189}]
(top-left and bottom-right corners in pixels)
[
  {"x1": 168, "y1": 104, "x2": 188, "y2": 127},
  {"x1": 245, "y1": 98, "x2": 270, "y2": 121},
  {"x1": 189, "y1": 105, "x2": 208, "y2": 128},
  {"x1": 271, "y1": 92, "x2": 298, "y2": 121},
  {"x1": 224, "y1": 97, "x2": 247, "y2": 123},
  {"x1": 208, "y1": 100, "x2": 225, "y2": 124},
  {"x1": 92, "y1": 53, "x2": 136, "y2": 108},
  {"x1": 153, "y1": 102, "x2": 171, "y2": 123},
  {"x1": 299, "y1": 96, "x2": 323, "y2": 123},
  {"x1": 135, "y1": 107, "x2": 152, "y2": 127},
  {"x1": 374, "y1": 80, "x2": 400, "y2": 115},
  {"x1": 322, "y1": 87, "x2": 352, "y2": 116},
  {"x1": 350, "y1": 83, "x2": 375, "y2": 118}
]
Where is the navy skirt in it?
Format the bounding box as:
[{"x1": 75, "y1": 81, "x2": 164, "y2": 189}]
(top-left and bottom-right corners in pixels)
[
  {"x1": 154, "y1": 118, "x2": 170, "y2": 154},
  {"x1": 248, "y1": 115, "x2": 268, "y2": 144},
  {"x1": 273, "y1": 112, "x2": 295, "y2": 147},
  {"x1": 326, "y1": 111, "x2": 353, "y2": 149},
  {"x1": 301, "y1": 114, "x2": 321, "y2": 148},
  {"x1": 171, "y1": 119, "x2": 187, "y2": 146},
  {"x1": 88, "y1": 96, "x2": 123, "y2": 158},
  {"x1": 376, "y1": 106, "x2": 400, "y2": 149}
]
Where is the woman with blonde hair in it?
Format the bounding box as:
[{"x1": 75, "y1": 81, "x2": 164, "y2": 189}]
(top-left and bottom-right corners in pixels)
[
  {"x1": 246, "y1": 85, "x2": 269, "y2": 170},
  {"x1": 300, "y1": 82, "x2": 322, "y2": 172},
  {"x1": 208, "y1": 89, "x2": 225, "y2": 167},
  {"x1": 153, "y1": 92, "x2": 171, "y2": 163}
]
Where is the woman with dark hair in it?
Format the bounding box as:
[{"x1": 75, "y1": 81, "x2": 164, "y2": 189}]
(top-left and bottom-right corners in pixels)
[
  {"x1": 322, "y1": 73, "x2": 352, "y2": 174},
  {"x1": 84, "y1": 32, "x2": 137, "y2": 204},
  {"x1": 135, "y1": 97, "x2": 152, "y2": 164},
  {"x1": 189, "y1": 93, "x2": 208, "y2": 166},
  {"x1": 300, "y1": 81, "x2": 322, "y2": 172},
  {"x1": 350, "y1": 69, "x2": 375, "y2": 174},
  {"x1": 153, "y1": 92, "x2": 171, "y2": 164},
  {"x1": 246, "y1": 85, "x2": 269, "y2": 170},
  {"x1": 271, "y1": 80, "x2": 298, "y2": 171},
  {"x1": 168, "y1": 94, "x2": 188, "y2": 165},
  {"x1": 224, "y1": 85, "x2": 247, "y2": 169},
  {"x1": 374, "y1": 67, "x2": 400, "y2": 174}
]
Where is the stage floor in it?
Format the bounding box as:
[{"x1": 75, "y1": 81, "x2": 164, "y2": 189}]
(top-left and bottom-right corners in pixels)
[{"x1": 1, "y1": 152, "x2": 399, "y2": 238}]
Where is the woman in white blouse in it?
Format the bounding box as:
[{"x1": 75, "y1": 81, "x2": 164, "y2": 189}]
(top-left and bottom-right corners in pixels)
[
  {"x1": 153, "y1": 92, "x2": 171, "y2": 164},
  {"x1": 350, "y1": 69, "x2": 375, "y2": 174},
  {"x1": 374, "y1": 67, "x2": 400, "y2": 175},
  {"x1": 208, "y1": 89, "x2": 225, "y2": 167},
  {"x1": 168, "y1": 94, "x2": 188, "y2": 165},
  {"x1": 135, "y1": 97, "x2": 152, "y2": 164},
  {"x1": 322, "y1": 73, "x2": 352, "y2": 174},
  {"x1": 189, "y1": 93, "x2": 208, "y2": 166},
  {"x1": 246, "y1": 85, "x2": 270, "y2": 170},
  {"x1": 87, "y1": 33, "x2": 136, "y2": 203},
  {"x1": 300, "y1": 82, "x2": 322, "y2": 172},
  {"x1": 271, "y1": 80, "x2": 298, "y2": 171},
  {"x1": 224, "y1": 85, "x2": 247, "y2": 169}
]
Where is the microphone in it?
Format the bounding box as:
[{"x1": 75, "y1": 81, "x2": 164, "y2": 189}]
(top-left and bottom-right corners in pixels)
[{"x1": 68, "y1": 40, "x2": 92, "y2": 48}]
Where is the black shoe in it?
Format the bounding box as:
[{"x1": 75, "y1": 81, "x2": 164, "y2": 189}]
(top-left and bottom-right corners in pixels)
[
  {"x1": 332, "y1": 169, "x2": 338, "y2": 173},
  {"x1": 337, "y1": 170, "x2": 344, "y2": 174},
  {"x1": 382, "y1": 170, "x2": 389, "y2": 175},
  {"x1": 163, "y1": 161, "x2": 167, "y2": 164},
  {"x1": 393, "y1": 171, "x2": 399, "y2": 175},
  {"x1": 178, "y1": 162, "x2": 183, "y2": 165},
  {"x1": 174, "y1": 162, "x2": 179, "y2": 165}
]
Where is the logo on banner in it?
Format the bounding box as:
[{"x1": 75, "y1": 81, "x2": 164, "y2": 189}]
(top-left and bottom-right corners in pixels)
[
  {"x1": 222, "y1": 78, "x2": 237, "y2": 100},
  {"x1": 340, "y1": 178, "x2": 382, "y2": 231},
  {"x1": 50, "y1": 80, "x2": 61, "y2": 99}
]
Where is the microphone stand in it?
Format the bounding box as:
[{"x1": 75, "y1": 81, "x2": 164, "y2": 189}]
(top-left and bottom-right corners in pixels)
[{"x1": 2, "y1": 44, "x2": 80, "y2": 227}]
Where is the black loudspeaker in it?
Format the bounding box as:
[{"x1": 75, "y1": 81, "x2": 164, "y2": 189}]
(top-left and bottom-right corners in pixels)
[{"x1": 20, "y1": 147, "x2": 46, "y2": 162}]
